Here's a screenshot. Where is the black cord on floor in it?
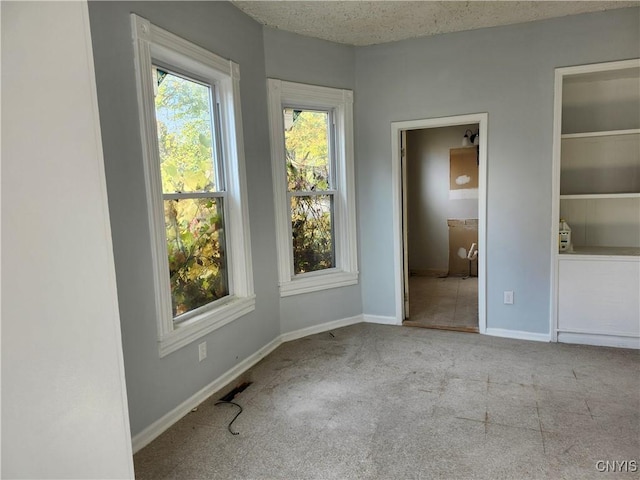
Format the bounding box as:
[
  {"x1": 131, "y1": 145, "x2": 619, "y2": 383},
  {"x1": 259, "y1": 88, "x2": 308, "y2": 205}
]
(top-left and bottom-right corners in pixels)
[{"x1": 214, "y1": 401, "x2": 243, "y2": 435}]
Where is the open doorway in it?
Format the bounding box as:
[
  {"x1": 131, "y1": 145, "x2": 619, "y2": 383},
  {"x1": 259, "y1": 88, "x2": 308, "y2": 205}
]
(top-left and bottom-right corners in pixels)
[
  {"x1": 404, "y1": 124, "x2": 479, "y2": 331},
  {"x1": 391, "y1": 114, "x2": 487, "y2": 334}
]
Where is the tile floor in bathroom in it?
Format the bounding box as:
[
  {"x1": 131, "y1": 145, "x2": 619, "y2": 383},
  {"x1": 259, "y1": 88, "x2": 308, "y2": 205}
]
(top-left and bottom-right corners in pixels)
[{"x1": 404, "y1": 275, "x2": 478, "y2": 332}]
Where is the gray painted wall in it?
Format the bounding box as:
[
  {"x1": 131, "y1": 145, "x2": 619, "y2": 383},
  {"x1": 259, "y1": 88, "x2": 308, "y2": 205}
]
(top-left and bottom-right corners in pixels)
[
  {"x1": 407, "y1": 125, "x2": 478, "y2": 272},
  {"x1": 355, "y1": 8, "x2": 640, "y2": 332},
  {"x1": 263, "y1": 27, "x2": 355, "y2": 90},
  {"x1": 89, "y1": 1, "x2": 361, "y2": 438},
  {"x1": 262, "y1": 27, "x2": 362, "y2": 332}
]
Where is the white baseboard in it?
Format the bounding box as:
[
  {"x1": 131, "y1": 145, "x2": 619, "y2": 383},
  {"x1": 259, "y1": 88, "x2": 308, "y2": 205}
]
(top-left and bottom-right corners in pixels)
[
  {"x1": 557, "y1": 332, "x2": 640, "y2": 349},
  {"x1": 362, "y1": 314, "x2": 400, "y2": 325},
  {"x1": 280, "y1": 314, "x2": 363, "y2": 343},
  {"x1": 485, "y1": 328, "x2": 550, "y2": 343},
  {"x1": 131, "y1": 336, "x2": 281, "y2": 453}
]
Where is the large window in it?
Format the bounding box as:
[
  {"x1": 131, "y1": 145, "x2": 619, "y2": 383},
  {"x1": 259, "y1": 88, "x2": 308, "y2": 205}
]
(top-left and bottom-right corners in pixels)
[
  {"x1": 132, "y1": 15, "x2": 254, "y2": 356},
  {"x1": 268, "y1": 80, "x2": 358, "y2": 296},
  {"x1": 155, "y1": 68, "x2": 229, "y2": 318}
]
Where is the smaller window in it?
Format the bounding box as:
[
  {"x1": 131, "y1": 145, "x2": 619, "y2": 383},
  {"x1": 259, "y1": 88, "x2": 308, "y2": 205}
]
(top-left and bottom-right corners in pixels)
[
  {"x1": 285, "y1": 108, "x2": 336, "y2": 274},
  {"x1": 268, "y1": 80, "x2": 358, "y2": 296}
]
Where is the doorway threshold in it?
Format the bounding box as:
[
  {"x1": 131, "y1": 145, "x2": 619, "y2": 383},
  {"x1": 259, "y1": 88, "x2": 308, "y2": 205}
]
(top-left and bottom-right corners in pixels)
[{"x1": 402, "y1": 322, "x2": 478, "y2": 333}]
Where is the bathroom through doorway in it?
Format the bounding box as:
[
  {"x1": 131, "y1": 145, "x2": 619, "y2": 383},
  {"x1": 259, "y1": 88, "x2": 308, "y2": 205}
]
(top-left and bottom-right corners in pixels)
[{"x1": 393, "y1": 114, "x2": 487, "y2": 333}]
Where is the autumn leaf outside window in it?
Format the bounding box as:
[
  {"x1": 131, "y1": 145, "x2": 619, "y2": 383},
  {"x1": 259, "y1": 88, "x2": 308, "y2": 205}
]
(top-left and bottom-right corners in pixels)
[
  {"x1": 154, "y1": 68, "x2": 229, "y2": 320},
  {"x1": 284, "y1": 108, "x2": 336, "y2": 275},
  {"x1": 267, "y1": 79, "x2": 358, "y2": 297}
]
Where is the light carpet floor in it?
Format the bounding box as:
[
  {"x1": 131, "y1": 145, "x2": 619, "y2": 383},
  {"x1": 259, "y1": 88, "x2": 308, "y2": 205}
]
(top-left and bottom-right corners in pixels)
[{"x1": 134, "y1": 323, "x2": 639, "y2": 479}]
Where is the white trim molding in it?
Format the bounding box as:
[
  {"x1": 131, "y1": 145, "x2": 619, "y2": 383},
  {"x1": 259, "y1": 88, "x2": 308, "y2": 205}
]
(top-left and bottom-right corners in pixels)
[
  {"x1": 267, "y1": 79, "x2": 358, "y2": 297},
  {"x1": 557, "y1": 332, "x2": 639, "y2": 349},
  {"x1": 485, "y1": 328, "x2": 551, "y2": 343},
  {"x1": 280, "y1": 315, "x2": 363, "y2": 343},
  {"x1": 131, "y1": 14, "x2": 254, "y2": 357},
  {"x1": 391, "y1": 113, "x2": 488, "y2": 333},
  {"x1": 363, "y1": 314, "x2": 401, "y2": 326}
]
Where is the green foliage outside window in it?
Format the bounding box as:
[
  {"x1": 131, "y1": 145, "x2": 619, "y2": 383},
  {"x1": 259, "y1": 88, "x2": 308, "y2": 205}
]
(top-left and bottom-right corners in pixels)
[
  {"x1": 164, "y1": 198, "x2": 227, "y2": 317},
  {"x1": 285, "y1": 110, "x2": 335, "y2": 274},
  {"x1": 155, "y1": 69, "x2": 228, "y2": 317}
]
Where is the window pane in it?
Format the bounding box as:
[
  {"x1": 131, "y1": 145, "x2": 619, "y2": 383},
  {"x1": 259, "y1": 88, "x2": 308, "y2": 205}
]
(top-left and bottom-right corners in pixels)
[
  {"x1": 164, "y1": 197, "x2": 228, "y2": 317},
  {"x1": 154, "y1": 68, "x2": 219, "y2": 193},
  {"x1": 284, "y1": 109, "x2": 331, "y2": 191},
  {"x1": 291, "y1": 194, "x2": 335, "y2": 274}
]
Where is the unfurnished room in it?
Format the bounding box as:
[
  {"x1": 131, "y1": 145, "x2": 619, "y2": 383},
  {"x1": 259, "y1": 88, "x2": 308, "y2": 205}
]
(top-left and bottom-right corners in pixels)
[{"x1": 2, "y1": 1, "x2": 639, "y2": 479}]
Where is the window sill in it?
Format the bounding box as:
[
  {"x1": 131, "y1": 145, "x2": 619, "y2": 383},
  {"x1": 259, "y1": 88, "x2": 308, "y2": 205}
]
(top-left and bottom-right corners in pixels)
[
  {"x1": 158, "y1": 295, "x2": 256, "y2": 357},
  {"x1": 279, "y1": 270, "x2": 358, "y2": 297}
]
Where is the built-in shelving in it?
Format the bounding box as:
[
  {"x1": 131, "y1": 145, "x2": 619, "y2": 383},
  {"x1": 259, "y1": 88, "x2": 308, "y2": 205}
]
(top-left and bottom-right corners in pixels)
[{"x1": 552, "y1": 59, "x2": 640, "y2": 349}]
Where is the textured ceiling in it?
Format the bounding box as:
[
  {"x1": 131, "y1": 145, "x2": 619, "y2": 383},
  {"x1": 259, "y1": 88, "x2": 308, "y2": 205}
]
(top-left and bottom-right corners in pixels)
[{"x1": 232, "y1": 1, "x2": 639, "y2": 46}]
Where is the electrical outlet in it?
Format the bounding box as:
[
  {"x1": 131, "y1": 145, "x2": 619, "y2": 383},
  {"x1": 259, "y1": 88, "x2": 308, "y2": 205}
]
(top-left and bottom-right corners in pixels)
[
  {"x1": 504, "y1": 291, "x2": 514, "y2": 305},
  {"x1": 198, "y1": 341, "x2": 207, "y2": 362}
]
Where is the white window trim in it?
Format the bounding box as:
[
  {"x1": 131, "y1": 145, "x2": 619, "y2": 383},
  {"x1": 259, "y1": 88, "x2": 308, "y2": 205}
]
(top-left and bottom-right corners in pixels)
[
  {"x1": 131, "y1": 14, "x2": 254, "y2": 357},
  {"x1": 267, "y1": 79, "x2": 358, "y2": 297}
]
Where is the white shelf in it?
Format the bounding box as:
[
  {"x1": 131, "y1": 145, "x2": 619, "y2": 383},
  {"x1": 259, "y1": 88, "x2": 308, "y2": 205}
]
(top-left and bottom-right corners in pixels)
[
  {"x1": 560, "y1": 193, "x2": 640, "y2": 200},
  {"x1": 560, "y1": 246, "x2": 640, "y2": 257},
  {"x1": 559, "y1": 131, "x2": 640, "y2": 196},
  {"x1": 561, "y1": 129, "x2": 640, "y2": 139}
]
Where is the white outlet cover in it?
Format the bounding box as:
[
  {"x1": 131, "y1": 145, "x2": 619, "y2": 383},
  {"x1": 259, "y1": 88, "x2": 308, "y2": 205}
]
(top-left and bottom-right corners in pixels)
[
  {"x1": 504, "y1": 291, "x2": 514, "y2": 305},
  {"x1": 198, "y1": 341, "x2": 207, "y2": 361}
]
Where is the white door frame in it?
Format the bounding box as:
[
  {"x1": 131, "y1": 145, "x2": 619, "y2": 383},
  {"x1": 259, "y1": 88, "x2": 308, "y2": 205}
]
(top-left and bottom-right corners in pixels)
[
  {"x1": 391, "y1": 113, "x2": 488, "y2": 333},
  {"x1": 401, "y1": 130, "x2": 410, "y2": 316}
]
